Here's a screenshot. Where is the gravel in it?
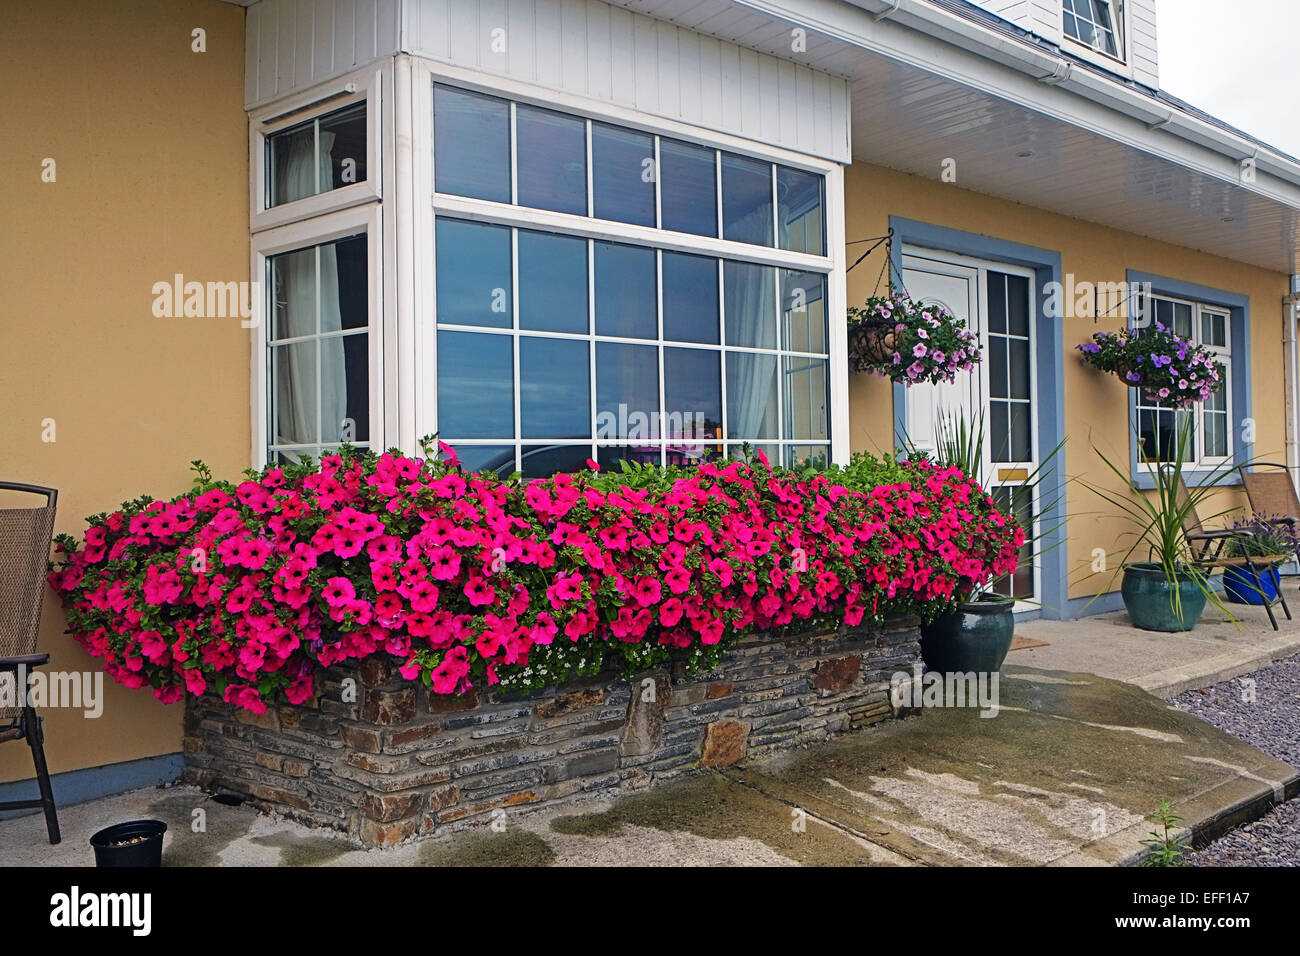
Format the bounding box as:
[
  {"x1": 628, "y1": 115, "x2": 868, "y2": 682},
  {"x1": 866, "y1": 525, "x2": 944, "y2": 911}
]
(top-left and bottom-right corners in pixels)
[{"x1": 1169, "y1": 653, "x2": 1300, "y2": 866}]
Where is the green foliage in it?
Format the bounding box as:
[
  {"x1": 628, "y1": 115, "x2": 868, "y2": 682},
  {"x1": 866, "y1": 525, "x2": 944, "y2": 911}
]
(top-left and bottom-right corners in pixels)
[
  {"x1": 1141, "y1": 799, "x2": 1189, "y2": 867},
  {"x1": 1090, "y1": 415, "x2": 1240, "y2": 620}
]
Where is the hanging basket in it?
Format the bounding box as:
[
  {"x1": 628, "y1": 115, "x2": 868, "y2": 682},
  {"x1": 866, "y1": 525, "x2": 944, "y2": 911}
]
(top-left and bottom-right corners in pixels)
[
  {"x1": 1114, "y1": 360, "x2": 1143, "y2": 387},
  {"x1": 848, "y1": 319, "x2": 899, "y2": 369}
]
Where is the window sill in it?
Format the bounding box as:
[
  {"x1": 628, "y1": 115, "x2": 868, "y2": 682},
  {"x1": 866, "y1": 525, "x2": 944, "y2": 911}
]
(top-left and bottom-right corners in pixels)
[{"x1": 1128, "y1": 469, "x2": 1242, "y2": 491}]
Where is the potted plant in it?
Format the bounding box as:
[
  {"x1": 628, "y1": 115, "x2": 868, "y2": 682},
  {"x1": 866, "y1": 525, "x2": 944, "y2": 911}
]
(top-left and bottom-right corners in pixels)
[
  {"x1": 1091, "y1": 416, "x2": 1236, "y2": 632},
  {"x1": 914, "y1": 411, "x2": 1065, "y2": 674},
  {"x1": 1077, "y1": 322, "x2": 1225, "y2": 408},
  {"x1": 847, "y1": 289, "x2": 981, "y2": 386},
  {"x1": 1221, "y1": 516, "x2": 1296, "y2": 605}
]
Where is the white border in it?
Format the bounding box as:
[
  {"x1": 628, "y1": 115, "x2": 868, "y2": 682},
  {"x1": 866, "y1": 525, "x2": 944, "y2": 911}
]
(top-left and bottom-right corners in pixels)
[
  {"x1": 249, "y1": 64, "x2": 387, "y2": 234},
  {"x1": 249, "y1": 203, "x2": 386, "y2": 468}
]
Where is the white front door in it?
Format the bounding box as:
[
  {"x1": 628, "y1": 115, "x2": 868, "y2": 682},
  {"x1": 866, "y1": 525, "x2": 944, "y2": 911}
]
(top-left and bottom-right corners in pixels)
[{"x1": 902, "y1": 250, "x2": 1039, "y2": 604}]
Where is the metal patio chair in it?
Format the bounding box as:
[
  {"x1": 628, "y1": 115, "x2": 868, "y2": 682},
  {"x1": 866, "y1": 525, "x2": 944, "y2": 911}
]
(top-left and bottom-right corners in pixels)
[
  {"x1": 0, "y1": 481, "x2": 60, "y2": 844},
  {"x1": 1175, "y1": 476, "x2": 1291, "y2": 631}
]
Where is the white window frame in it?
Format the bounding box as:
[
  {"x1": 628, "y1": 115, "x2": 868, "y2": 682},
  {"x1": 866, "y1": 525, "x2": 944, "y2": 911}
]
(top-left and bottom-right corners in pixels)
[
  {"x1": 1133, "y1": 293, "x2": 1233, "y2": 471},
  {"x1": 1060, "y1": 0, "x2": 1129, "y2": 70},
  {"x1": 250, "y1": 65, "x2": 385, "y2": 234},
  {"x1": 249, "y1": 203, "x2": 386, "y2": 467},
  {"x1": 412, "y1": 58, "x2": 848, "y2": 467}
]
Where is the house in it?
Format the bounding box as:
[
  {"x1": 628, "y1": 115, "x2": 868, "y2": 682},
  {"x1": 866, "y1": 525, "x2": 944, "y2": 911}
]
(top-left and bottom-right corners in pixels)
[{"x1": 4, "y1": 0, "x2": 1299, "y2": 810}]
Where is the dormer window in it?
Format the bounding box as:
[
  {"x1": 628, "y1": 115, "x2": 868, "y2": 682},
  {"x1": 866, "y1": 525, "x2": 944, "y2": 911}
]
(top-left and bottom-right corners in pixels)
[{"x1": 1063, "y1": 0, "x2": 1121, "y2": 59}]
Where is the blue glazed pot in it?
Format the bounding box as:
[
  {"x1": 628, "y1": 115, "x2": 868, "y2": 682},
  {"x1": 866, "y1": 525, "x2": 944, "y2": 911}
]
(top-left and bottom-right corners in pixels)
[
  {"x1": 1120, "y1": 563, "x2": 1206, "y2": 632},
  {"x1": 1223, "y1": 566, "x2": 1281, "y2": 605}
]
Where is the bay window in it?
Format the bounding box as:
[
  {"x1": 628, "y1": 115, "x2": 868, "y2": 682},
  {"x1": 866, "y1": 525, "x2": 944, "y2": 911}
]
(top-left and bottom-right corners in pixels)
[
  {"x1": 430, "y1": 83, "x2": 833, "y2": 477},
  {"x1": 248, "y1": 67, "x2": 842, "y2": 476}
]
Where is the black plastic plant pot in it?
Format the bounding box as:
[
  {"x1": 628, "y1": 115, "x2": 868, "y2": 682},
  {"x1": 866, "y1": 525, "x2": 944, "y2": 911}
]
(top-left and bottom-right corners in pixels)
[
  {"x1": 89, "y1": 820, "x2": 167, "y2": 868},
  {"x1": 920, "y1": 596, "x2": 1015, "y2": 674}
]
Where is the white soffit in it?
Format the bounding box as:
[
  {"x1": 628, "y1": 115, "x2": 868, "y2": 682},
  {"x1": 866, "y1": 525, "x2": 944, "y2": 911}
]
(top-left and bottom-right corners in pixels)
[{"x1": 606, "y1": 0, "x2": 1300, "y2": 274}]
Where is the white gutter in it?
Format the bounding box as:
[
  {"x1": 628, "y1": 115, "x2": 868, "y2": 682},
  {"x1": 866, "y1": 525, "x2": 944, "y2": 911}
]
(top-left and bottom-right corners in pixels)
[{"x1": 739, "y1": 0, "x2": 1300, "y2": 197}]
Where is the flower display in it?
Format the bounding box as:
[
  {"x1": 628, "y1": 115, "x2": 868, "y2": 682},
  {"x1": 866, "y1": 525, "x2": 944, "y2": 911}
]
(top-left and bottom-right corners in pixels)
[
  {"x1": 1077, "y1": 323, "x2": 1225, "y2": 409},
  {"x1": 48, "y1": 444, "x2": 1023, "y2": 713},
  {"x1": 847, "y1": 290, "x2": 981, "y2": 386}
]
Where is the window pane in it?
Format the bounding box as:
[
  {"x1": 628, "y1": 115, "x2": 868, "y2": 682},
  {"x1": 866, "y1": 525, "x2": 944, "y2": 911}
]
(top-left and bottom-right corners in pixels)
[
  {"x1": 662, "y1": 252, "x2": 719, "y2": 344},
  {"x1": 989, "y1": 400, "x2": 1011, "y2": 463},
  {"x1": 1009, "y1": 339, "x2": 1031, "y2": 400},
  {"x1": 726, "y1": 352, "x2": 777, "y2": 440},
  {"x1": 598, "y1": 444, "x2": 660, "y2": 471},
  {"x1": 596, "y1": 342, "x2": 659, "y2": 440},
  {"x1": 449, "y1": 444, "x2": 516, "y2": 478},
  {"x1": 987, "y1": 273, "x2": 1007, "y2": 334},
  {"x1": 1009, "y1": 404, "x2": 1032, "y2": 462},
  {"x1": 318, "y1": 103, "x2": 367, "y2": 191},
  {"x1": 270, "y1": 246, "x2": 317, "y2": 339},
  {"x1": 592, "y1": 123, "x2": 655, "y2": 226},
  {"x1": 781, "y1": 271, "x2": 827, "y2": 354},
  {"x1": 1173, "y1": 302, "x2": 1193, "y2": 338},
  {"x1": 515, "y1": 105, "x2": 587, "y2": 215},
  {"x1": 321, "y1": 334, "x2": 370, "y2": 443},
  {"x1": 776, "y1": 167, "x2": 824, "y2": 255},
  {"x1": 271, "y1": 341, "x2": 317, "y2": 445},
  {"x1": 594, "y1": 242, "x2": 656, "y2": 339},
  {"x1": 321, "y1": 235, "x2": 368, "y2": 332},
  {"x1": 988, "y1": 338, "x2": 1009, "y2": 400},
  {"x1": 724, "y1": 261, "x2": 776, "y2": 349},
  {"x1": 783, "y1": 357, "x2": 828, "y2": 441},
  {"x1": 786, "y1": 445, "x2": 830, "y2": 469},
  {"x1": 1006, "y1": 275, "x2": 1030, "y2": 335},
  {"x1": 721, "y1": 153, "x2": 773, "y2": 246},
  {"x1": 729, "y1": 443, "x2": 778, "y2": 464},
  {"x1": 437, "y1": 331, "x2": 514, "y2": 438},
  {"x1": 521, "y1": 445, "x2": 591, "y2": 478},
  {"x1": 1201, "y1": 311, "x2": 1227, "y2": 348},
  {"x1": 664, "y1": 348, "x2": 722, "y2": 443},
  {"x1": 1159, "y1": 299, "x2": 1180, "y2": 332},
  {"x1": 520, "y1": 337, "x2": 590, "y2": 439},
  {"x1": 1205, "y1": 412, "x2": 1228, "y2": 459},
  {"x1": 434, "y1": 86, "x2": 510, "y2": 202},
  {"x1": 660, "y1": 139, "x2": 717, "y2": 237},
  {"x1": 518, "y1": 231, "x2": 587, "y2": 333},
  {"x1": 435, "y1": 219, "x2": 511, "y2": 329},
  {"x1": 268, "y1": 121, "x2": 317, "y2": 206}
]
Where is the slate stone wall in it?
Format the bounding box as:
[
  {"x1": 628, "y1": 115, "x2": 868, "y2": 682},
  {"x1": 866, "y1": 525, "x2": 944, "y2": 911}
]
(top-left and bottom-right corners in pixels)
[{"x1": 183, "y1": 618, "x2": 921, "y2": 846}]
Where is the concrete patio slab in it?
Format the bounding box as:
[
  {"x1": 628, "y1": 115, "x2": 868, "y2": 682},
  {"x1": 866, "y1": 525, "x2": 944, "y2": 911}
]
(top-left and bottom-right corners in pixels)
[
  {"x1": 1013, "y1": 607, "x2": 1300, "y2": 697},
  {"x1": 1, "y1": 664, "x2": 1292, "y2": 866}
]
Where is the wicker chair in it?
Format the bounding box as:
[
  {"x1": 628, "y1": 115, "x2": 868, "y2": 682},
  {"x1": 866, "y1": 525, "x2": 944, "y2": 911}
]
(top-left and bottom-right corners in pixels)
[{"x1": 0, "y1": 481, "x2": 60, "y2": 843}]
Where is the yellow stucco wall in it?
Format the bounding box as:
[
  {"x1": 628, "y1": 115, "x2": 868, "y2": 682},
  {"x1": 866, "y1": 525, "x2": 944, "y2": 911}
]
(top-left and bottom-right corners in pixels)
[
  {"x1": 845, "y1": 162, "x2": 1292, "y2": 608},
  {"x1": 0, "y1": 0, "x2": 248, "y2": 783}
]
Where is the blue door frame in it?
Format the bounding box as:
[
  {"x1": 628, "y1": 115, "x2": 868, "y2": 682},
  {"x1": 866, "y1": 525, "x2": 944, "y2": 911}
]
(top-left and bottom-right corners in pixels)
[{"x1": 887, "y1": 217, "x2": 1068, "y2": 620}]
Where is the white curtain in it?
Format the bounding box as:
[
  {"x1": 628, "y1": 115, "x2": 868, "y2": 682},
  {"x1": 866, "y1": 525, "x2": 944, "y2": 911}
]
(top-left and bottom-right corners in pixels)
[
  {"x1": 725, "y1": 258, "x2": 777, "y2": 441},
  {"x1": 272, "y1": 130, "x2": 348, "y2": 451}
]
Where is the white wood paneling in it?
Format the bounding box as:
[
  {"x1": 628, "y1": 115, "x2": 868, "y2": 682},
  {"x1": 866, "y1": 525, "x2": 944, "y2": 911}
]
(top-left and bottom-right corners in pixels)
[
  {"x1": 402, "y1": 0, "x2": 850, "y2": 161},
  {"x1": 246, "y1": 0, "x2": 403, "y2": 107},
  {"x1": 1128, "y1": 0, "x2": 1159, "y2": 87},
  {"x1": 247, "y1": 0, "x2": 850, "y2": 161}
]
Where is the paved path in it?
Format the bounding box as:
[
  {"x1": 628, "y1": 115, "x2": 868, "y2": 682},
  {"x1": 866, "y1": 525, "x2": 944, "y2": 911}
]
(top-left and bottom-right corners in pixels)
[
  {"x1": 3, "y1": 665, "x2": 1294, "y2": 866},
  {"x1": 1011, "y1": 607, "x2": 1300, "y2": 697}
]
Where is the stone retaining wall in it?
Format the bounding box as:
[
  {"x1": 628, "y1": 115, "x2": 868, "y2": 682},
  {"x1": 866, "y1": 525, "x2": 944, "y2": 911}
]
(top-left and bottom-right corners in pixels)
[{"x1": 183, "y1": 618, "x2": 921, "y2": 846}]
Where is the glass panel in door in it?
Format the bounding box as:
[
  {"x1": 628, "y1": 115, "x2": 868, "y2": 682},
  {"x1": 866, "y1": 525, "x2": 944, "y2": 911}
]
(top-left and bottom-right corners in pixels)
[{"x1": 985, "y1": 269, "x2": 1036, "y2": 602}]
